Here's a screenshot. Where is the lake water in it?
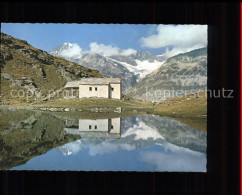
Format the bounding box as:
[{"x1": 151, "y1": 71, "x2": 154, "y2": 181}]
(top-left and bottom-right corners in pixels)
[{"x1": 0, "y1": 109, "x2": 206, "y2": 172}]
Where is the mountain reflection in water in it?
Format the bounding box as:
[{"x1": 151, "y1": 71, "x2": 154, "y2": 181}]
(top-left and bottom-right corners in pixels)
[{"x1": 0, "y1": 109, "x2": 206, "y2": 171}]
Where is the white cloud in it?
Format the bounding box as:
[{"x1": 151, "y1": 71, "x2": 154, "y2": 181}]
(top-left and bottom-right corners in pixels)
[
  {"x1": 140, "y1": 25, "x2": 207, "y2": 58},
  {"x1": 88, "y1": 143, "x2": 135, "y2": 156},
  {"x1": 60, "y1": 141, "x2": 83, "y2": 155},
  {"x1": 59, "y1": 140, "x2": 135, "y2": 157},
  {"x1": 59, "y1": 43, "x2": 83, "y2": 58},
  {"x1": 89, "y1": 42, "x2": 137, "y2": 56},
  {"x1": 139, "y1": 150, "x2": 206, "y2": 172}
]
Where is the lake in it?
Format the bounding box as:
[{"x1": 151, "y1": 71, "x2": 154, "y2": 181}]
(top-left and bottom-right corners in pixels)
[{"x1": 0, "y1": 109, "x2": 206, "y2": 172}]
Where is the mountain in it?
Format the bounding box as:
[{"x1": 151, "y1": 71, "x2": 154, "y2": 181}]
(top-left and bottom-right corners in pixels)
[
  {"x1": 0, "y1": 33, "x2": 104, "y2": 104},
  {"x1": 50, "y1": 43, "x2": 166, "y2": 91},
  {"x1": 126, "y1": 47, "x2": 207, "y2": 101},
  {"x1": 68, "y1": 52, "x2": 138, "y2": 91},
  {"x1": 49, "y1": 42, "x2": 85, "y2": 61}
]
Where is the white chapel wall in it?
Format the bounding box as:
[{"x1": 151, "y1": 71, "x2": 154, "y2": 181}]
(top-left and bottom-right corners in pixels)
[{"x1": 79, "y1": 84, "x2": 109, "y2": 98}]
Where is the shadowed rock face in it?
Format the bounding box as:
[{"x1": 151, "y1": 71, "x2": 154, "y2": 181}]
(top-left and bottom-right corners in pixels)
[{"x1": 0, "y1": 109, "x2": 79, "y2": 170}]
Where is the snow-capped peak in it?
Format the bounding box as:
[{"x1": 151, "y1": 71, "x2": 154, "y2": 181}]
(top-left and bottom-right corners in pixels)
[
  {"x1": 50, "y1": 42, "x2": 83, "y2": 58},
  {"x1": 63, "y1": 42, "x2": 73, "y2": 47}
]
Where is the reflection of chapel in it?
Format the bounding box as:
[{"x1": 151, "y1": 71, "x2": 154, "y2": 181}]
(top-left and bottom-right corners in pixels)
[{"x1": 65, "y1": 118, "x2": 121, "y2": 139}]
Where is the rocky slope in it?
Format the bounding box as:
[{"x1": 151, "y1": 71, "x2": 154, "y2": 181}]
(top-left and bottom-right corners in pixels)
[
  {"x1": 50, "y1": 43, "x2": 166, "y2": 91},
  {"x1": 0, "y1": 33, "x2": 105, "y2": 104},
  {"x1": 126, "y1": 47, "x2": 207, "y2": 101}
]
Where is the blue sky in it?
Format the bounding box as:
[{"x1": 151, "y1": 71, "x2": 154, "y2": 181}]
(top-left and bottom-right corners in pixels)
[{"x1": 1, "y1": 23, "x2": 207, "y2": 57}]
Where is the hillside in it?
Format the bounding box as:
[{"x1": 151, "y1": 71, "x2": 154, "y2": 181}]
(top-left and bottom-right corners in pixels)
[
  {"x1": 0, "y1": 33, "x2": 104, "y2": 105},
  {"x1": 126, "y1": 47, "x2": 207, "y2": 101}
]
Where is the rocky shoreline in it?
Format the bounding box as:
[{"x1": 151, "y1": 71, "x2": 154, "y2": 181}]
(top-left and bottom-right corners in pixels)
[{"x1": 0, "y1": 105, "x2": 123, "y2": 113}]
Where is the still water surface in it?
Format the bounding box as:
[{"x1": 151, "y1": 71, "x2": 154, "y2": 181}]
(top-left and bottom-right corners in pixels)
[{"x1": 0, "y1": 109, "x2": 206, "y2": 171}]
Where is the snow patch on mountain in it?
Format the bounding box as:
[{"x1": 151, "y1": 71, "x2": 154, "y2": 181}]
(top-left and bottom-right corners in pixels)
[{"x1": 106, "y1": 57, "x2": 165, "y2": 79}]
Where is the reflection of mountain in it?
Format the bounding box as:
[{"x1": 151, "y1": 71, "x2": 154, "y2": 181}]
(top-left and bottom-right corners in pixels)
[
  {"x1": 121, "y1": 116, "x2": 139, "y2": 134},
  {"x1": 56, "y1": 115, "x2": 206, "y2": 171},
  {"x1": 59, "y1": 115, "x2": 207, "y2": 157},
  {"x1": 1, "y1": 110, "x2": 206, "y2": 171},
  {"x1": 137, "y1": 115, "x2": 207, "y2": 153},
  {"x1": 0, "y1": 109, "x2": 79, "y2": 170}
]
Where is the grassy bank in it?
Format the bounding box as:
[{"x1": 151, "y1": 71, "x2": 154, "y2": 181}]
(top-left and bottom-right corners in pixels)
[
  {"x1": 35, "y1": 98, "x2": 153, "y2": 113},
  {"x1": 1, "y1": 92, "x2": 207, "y2": 132},
  {"x1": 37, "y1": 92, "x2": 207, "y2": 131},
  {"x1": 151, "y1": 91, "x2": 207, "y2": 131}
]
